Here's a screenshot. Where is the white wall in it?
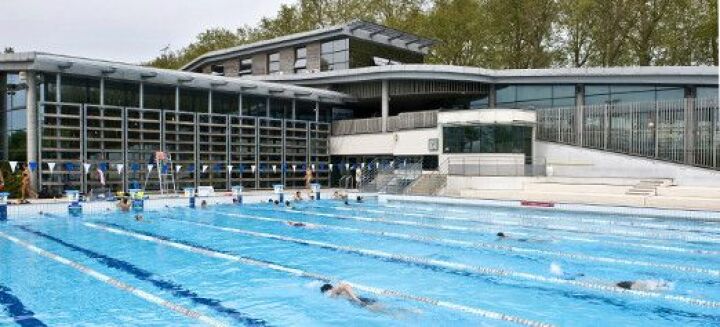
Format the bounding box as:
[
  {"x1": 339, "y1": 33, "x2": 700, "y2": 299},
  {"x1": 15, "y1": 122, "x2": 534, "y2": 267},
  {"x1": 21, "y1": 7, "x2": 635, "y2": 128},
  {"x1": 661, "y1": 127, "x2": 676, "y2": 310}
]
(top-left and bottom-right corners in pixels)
[
  {"x1": 438, "y1": 109, "x2": 536, "y2": 125},
  {"x1": 330, "y1": 128, "x2": 438, "y2": 156},
  {"x1": 537, "y1": 141, "x2": 720, "y2": 186}
]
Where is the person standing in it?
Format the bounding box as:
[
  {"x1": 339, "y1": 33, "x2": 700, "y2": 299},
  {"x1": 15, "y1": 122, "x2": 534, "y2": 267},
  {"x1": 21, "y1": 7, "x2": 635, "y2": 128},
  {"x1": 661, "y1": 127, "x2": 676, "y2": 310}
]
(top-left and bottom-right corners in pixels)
[
  {"x1": 20, "y1": 165, "x2": 37, "y2": 203},
  {"x1": 304, "y1": 167, "x2": 313, "y2": 189}
]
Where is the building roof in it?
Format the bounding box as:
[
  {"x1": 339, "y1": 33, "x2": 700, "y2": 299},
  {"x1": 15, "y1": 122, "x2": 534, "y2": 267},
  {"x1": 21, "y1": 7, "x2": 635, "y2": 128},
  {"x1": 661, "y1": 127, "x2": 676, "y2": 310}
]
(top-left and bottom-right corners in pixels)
[
  {"x1": 0, "y1": 52, "x2": 352, "y2": 103},
  {"x1": 180, "y1": 20, "x2": 437, "y2": 71},
  {"x1": 246, "y1": 64, "x2": 719, "y2": 86}
]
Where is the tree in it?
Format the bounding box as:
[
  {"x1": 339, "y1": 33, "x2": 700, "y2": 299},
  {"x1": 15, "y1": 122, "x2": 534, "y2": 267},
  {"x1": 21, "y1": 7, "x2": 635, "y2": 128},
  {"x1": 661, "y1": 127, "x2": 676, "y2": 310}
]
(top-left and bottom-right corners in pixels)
[
  {"x1": 422, "y1": 0, "x2": 490, "y2": 66},
  {"x1": 146, "y1": 28, "x2": 248, "y2": 69},
  {"x1": 557, "y1": 0, "x2": 596, "y2": 67},
  {"x1": 3, "y1": 47, "x2": 14, "y2": 54}
]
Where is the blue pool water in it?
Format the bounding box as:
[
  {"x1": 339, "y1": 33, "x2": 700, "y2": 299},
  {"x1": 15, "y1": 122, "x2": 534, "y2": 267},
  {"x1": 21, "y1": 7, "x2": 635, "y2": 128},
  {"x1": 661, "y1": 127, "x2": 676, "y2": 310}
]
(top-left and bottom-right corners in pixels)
[{"x1": 1, "y1": 199, "x2": 719, "y2": 326}]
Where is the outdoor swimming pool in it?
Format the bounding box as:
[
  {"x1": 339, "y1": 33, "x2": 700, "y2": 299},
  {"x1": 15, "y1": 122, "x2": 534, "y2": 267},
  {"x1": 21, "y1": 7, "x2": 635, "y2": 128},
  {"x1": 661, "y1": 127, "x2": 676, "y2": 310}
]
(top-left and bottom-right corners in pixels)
[{"x1": 1, "y1": 198, "x2": 719, "y2": 326}]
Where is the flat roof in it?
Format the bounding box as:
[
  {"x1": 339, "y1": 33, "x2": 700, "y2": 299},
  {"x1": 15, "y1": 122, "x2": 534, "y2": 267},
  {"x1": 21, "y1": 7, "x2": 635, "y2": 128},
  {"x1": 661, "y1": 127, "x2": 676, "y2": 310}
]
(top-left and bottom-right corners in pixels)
[
  {"x1": 180, "y1": 20, "x2": 437, "y2": 71},
  {"x1": 0, "y1": 52, "x2": 352, "y2": 104},
  {"x1": 247, "y1": 64, "x2": 720, "y2": 86}
]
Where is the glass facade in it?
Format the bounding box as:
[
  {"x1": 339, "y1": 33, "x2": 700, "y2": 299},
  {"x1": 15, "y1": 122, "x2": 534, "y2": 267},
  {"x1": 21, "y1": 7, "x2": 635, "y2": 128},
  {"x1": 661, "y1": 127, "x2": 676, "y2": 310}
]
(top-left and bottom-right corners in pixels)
[
  {"x1": 295, "y1": 47, "x2": 308, "y2": 73},
  {"x1": 179, "y1": 87, "x2": 208, "y2": 112},
  {"x1": 60, "y1": 75, "x2": 100, "y2": 104},
  {"x1": 239, "y1": 58, "x2": 253, "y2": 76},
  {"x1": 349, "y1": 39, "x2": 424, "y2": 68},
  {"x1": 296, "y1": 100, "x2": 316, "y2": 121},
  {"x1": 321, "y1": 39, "x2": 349, "y2": 71},
  {"x1": 104, "y1": 79, "x2": 140, "y2": 107},
  {"x1": 243, "y1": 94, "x2": 267, "y2": 117},
  {"x1": 697, "y1": 86, "x2": 719, "y2": 100},
  {"x1": 269, "y1": 98, "x2": 292, "y2": 119},
  {"x1": 212, "y1": 91, "x2": 238, "y2": 114},
  {"x1": 3, "y1": 73, "x2": 27, "y2": 161},
  {"x1": 143, "y1": 83, "x2": 175, "y2": 110},
  {"x1": 443, "y1": 125, "x2": 533, "y2": 158},
  {"x1": 496, "y1": 85, "x2": 576, "y2": 109},
  {"x1": 584, "y1": 85, "x2": 686, "y2": 105}
]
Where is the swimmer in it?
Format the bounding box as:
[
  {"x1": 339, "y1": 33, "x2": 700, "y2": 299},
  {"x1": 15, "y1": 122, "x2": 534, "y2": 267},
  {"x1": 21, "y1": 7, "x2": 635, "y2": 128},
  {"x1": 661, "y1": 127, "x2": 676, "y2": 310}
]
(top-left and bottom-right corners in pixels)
[
  {"x1": 117, "y1": 198, "x2": 131, "y2": 212},
  {"x1": 268, "y1": 198, "x2": 273, "y2": 204},
  {"x1": 285, "y1": 200, "x2": 291, "y2": 207},
  {"x1": 356, "y1": 196, "x2": 363, "y2": 203},
  {"x1": 332, "y1": 191, "x2": 341, "y2": 200},
  {"x1": 285, "y1": 221, "x2": 316, "y2": 228},
  {"x1": 200, "y1": 200, "x2": 208, "y2": 209},
  {"x1": 549, "y1": 263, "x2": 585, "y2": 280},
  {"x1": 344, "y1": 200, "x2": 349, "y2": 206},
  {"x1": 134, "y1": 214, "x2": 143, "y2": 222},
  {"x1": 293, "y1": 191, "x2": 303, "y2": 202},
  {"x1": 615, "y1": 280, "x2": 672, "y2": 292},
  {"x1": 496, "y1": 232, "x2": 551, "y2": 243},
  {"x1": 320, "y1": 283, "x2": 381, "y2": 311},
  {"x1": 273, "y1": 200, "x2": 280, "y2": 206}
]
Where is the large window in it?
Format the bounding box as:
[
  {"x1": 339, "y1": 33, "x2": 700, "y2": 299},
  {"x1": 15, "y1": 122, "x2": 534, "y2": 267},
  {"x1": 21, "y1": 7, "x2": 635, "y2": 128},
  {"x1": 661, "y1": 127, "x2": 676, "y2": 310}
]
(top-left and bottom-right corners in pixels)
[
  {"x1": 104, "y1": 79, "x2": 139, "y2": 107},
  {"x1": 242, "y1": 94, "x2": 267, "y2": 117},
  {"x1": 321, "y1": 39, "x2": 349, "y2": 71},
  {"x1": 239, "y1": 58, "x2": 253, "y2": 76},
  {"x1": 496, "y1": 85, "x2": 575, "y2": 109},
  {"x1": 696, "y1": 86, "x2": 718, "y2": 100},
  {"x1": 212, "y1": 91, "x2": 238, "y2": 114},
  {"x1": 269, "y1": 98, "x2": 292, "y2": 119},
  {"x1": 443, "y1": 125, "x2": 533, "y2": 158},
  {"x1": 267, "y1": 52, "x2": 280, "y2": 75},
  {"x1": 143, "y1": 84, "x2": 175, "y2": 110},
  {"x1": 296, "y1": 100, "x2": 316, "y2": 121},
  {"x1": 3, "y1": 73, "x2": 27, "y2": 161},
  {"x1": 295, "y1": 47, "x2": 308, "y2": 73},
  {"x1": 584, "y1": 85, "x2": 686, "y2": 105},
  {"x1": 61, "y1": 75, "x2": 100, "y2": 104},
  {"x1": 179, "y1": 87, "x2": 208, "y2": 112},
  {"x1": 210, "y1": 65, "x2": 225, "y2": 76}
]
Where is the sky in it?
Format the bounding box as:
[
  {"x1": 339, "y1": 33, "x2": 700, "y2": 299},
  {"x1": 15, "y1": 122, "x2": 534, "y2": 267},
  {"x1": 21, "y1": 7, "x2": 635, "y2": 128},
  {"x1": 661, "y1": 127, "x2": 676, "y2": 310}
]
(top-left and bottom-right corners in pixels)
[{"x1": 0, "y1": 0, "x2": 292, "y2": 64}]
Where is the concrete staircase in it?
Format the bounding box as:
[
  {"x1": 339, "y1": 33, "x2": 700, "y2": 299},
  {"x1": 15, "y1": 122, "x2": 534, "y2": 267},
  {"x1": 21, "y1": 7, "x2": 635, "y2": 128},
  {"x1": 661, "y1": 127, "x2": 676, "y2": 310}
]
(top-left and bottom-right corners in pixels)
[
  {"x1": 406, "y1": 174, "x2": 447, "y2": 195},
  {"x1": 626, "y1": 179, "x2": 672, "y2": 196}
]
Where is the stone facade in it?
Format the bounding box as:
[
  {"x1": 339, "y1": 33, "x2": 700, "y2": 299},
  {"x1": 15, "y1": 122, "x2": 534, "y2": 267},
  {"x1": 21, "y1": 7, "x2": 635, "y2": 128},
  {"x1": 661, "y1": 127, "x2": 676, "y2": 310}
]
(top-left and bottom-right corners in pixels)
[
  {"x1": 251, "y1": 53, "x2": 267, "y2": 75},
  {"x1": 222, "y1": 57, "x2": 240, "y2": 77},
  {"x1": 306, "y1": 42, "x2": 322, "y2": 73},
  {"x1": 279, "y1": 48, "x2": 295, "y2": 74}
]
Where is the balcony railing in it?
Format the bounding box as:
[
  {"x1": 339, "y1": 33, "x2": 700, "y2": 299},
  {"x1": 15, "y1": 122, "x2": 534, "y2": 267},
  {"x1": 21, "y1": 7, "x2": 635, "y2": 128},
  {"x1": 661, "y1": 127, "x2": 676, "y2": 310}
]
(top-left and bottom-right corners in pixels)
[{"x1": 331, "y1": 110, "x2": 438, "y2": 136}]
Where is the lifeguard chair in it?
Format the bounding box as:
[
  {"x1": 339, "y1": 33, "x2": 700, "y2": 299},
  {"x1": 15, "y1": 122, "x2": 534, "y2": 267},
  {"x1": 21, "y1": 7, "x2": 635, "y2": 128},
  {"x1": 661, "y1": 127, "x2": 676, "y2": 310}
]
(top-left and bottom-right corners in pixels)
[{"x1": 144, "y1": 151, "x2": 177, "y2": 195}]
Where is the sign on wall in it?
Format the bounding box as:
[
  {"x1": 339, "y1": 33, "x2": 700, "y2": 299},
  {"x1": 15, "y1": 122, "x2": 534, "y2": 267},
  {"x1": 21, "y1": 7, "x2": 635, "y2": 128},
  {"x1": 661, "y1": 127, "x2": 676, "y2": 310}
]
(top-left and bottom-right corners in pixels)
[{"x1": 428, "y1": 138, "x2": 439, "y2": 152}]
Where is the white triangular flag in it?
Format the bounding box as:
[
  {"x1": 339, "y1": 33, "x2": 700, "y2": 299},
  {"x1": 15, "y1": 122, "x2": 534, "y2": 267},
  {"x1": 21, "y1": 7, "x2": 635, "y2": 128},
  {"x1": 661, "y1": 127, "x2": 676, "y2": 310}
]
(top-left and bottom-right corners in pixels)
[
  {"x1": 403, "y1": 159, "x2": 407, "y2": 167},
  {"x1": 202, "y1": 165, "x2": 208, "y2": 173},
  {"x1": 175, "y1": 165, "x2": 182, "y2": 173},
  {"x1": 361, "y1": 163, "x2": 365, "y2": 169},
  {"x1": 311, "y1": 164, "x2": 315, "y2": 171},
  {"x1": 345, "y1": 163, "x2": 350, "y2": 171},
  {"x1": 83, "y1": 163, "x2": 92, "y2": 174},
  {"x1": 48, "y1": 162, "x2": 56, "y2": 174},
  {"x1": 329, "y1": 164, "x2": 334, "y2": 171},
  {"x1": 375, "y1": 162, "x2": 380, "y2": 168},
  {"x1": 272, "y1": 165, "x2": 277, "y2": 173},
  {"x1": 251, "y1": 165, "x2": 256, "y2": 173},
  {"x1": 9, "y1": 161, "x2": 17, "y2": 173},
  {"x1": 227, "y1": 165, "x2": 233, "y2": 172},
  {"x1": 292, "y1": 164, "x2": 297, "y2": 172},
  {"x1": 147, "y1": 164, "x2": 154, "y2": 173},
  {"x1": 116, "y1": 163, "x2": 124, "y2": 174}
]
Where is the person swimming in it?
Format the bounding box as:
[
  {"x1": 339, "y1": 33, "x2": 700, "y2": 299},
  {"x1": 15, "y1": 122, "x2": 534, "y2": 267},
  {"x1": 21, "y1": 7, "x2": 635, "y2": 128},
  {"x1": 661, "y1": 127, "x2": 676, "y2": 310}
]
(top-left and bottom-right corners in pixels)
[
  {"x1": 615, "y1": 280, "x2": 672, "y2": 292},
  {"x1": 273, "y1": 200, "x2": 280, "y2": 206},
  {"x1": 496, "y1": 232, "x2": 551, "y2": 243},
  {"x1": 134, "y1": 214, "x2": 143, "y2": 222},
  {"x1": 320, "y1": 283, "x2": 380, "y2": 309},
  {"x1": 200, "y1": 200, "x2": 208, "y2": 209},
  {"x1": 332, "y1": 191, "x2": 341, "y2": 200},
  {"x1": 285, "y1": 221, "x2": 316, "y2": 228},
  {"x1": 356, "y1": 196, "x2": 363, "y2": 203},
  {"x1": 117, "y1": 198, "x2": 131, "y2": 212},
  {"x1": 293, "y1": 191, "x2": 303, "y2": 201}
]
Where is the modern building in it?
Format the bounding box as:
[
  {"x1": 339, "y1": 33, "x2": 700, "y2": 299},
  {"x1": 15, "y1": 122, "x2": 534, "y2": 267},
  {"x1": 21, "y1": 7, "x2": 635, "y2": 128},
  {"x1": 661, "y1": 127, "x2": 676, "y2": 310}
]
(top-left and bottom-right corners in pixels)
[{"x1": 1, "y1": 20, "x2": 718, "y2": 195}]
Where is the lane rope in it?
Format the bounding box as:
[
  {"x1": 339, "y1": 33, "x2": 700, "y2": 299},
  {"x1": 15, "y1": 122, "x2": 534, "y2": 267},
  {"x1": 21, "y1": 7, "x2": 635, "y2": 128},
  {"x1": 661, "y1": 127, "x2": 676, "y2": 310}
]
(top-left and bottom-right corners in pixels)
[
  {"x1": 246, "y1": 207, "x2": 720, "y2": 256},
  {"x1": 82, "y1": 222, "x2": 554, "y2": 327},
  {"x1": 0, "y1": 231, "x2": 228, "y2": 327},
  {"x1": 209, "y1": 211, "x2": 720, "y2": 277},
  {"x1": 153, "y1": 216, "x2": 720, "y2": 309}
]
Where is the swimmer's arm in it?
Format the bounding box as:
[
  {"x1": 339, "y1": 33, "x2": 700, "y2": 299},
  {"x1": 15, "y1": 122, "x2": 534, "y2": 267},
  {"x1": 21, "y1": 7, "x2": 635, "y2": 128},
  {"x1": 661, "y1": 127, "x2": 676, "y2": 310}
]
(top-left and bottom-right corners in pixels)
[{"x1": 332, "y1": 283, "x2": 363, "y2": 303}]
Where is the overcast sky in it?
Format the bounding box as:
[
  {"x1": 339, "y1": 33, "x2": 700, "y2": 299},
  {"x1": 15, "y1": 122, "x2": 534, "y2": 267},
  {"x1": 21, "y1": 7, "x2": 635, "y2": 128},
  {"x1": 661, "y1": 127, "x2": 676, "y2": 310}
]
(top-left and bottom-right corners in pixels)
[{"x1": 0, "y1": 0, "x2": 291, "y2": 64}]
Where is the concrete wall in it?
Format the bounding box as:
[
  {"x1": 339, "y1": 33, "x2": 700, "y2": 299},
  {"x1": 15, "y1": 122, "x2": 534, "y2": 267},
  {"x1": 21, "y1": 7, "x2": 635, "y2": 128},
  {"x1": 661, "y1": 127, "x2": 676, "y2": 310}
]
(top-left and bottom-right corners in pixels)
[
  {"x1": 279, "y1": 48, "x2": 295, "y2": 74},
  {"x1": 437, "y1": 108, "x2": 536, "y2": 125},
  {"x1": 251, "y1": 53, "x2": 267, "y2": 75},
  {"x1": 330, "y1": 128, "x2": 438, "y2": 156},
  {"x1": 537, "y1": 141, "x2": 720, "y2": 186}
]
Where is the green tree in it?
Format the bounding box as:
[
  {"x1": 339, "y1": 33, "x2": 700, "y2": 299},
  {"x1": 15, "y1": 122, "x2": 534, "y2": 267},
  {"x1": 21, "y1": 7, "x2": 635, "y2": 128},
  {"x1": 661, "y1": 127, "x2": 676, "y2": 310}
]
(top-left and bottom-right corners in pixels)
[{"x1": 557, "y1": 0, "x2": 596, "y2": 67}]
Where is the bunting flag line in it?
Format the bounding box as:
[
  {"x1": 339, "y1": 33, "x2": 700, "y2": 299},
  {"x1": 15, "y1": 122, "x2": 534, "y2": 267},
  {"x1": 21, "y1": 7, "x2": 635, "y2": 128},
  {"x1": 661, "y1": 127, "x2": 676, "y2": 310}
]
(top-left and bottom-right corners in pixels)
[
  {"x1": 345, "y1": 163, "x2": 350, "y2": 171},
  {"x1": 251, "y1": 165, "x2": 256, "y2": 173},
  {"x1": 48, "y1": 162, "x2": 56, "y2": 174},
  {"x1": 272, "y1": 165, "x2": 277, "y2": 173},
  {"x1": 175, "y1": 165, "x2": 182, "y2": 173},
  {"x1": 116, "y1": 163, "x2": 124, "y2": 174},
  {"x1": 227, "y1": 165, "x2": 234, "y2": 172},
  {"x1": 292, "y1": 164, "x2": 297, "y2": 172},
  {"x1": 83, "y1": 163, "x2": 92, "y2": 174},
  {"x1": 328, "y1": 163, "x2": 334, "y2": 171},
  {"x1": 376, "y1": 161, "x2": 380, "y2": 168},
  {"x1": 311, "y1": 164, "x2": 315, "y2": 171},
  {"x1": 147, "y1": 164, "x2": 154, "y2": 173},
  {"x1": 202, "y1": 165, "x2": 208, "y2": 173},
  {"x1": 9, "y1": 161, "x2": 17, "y2": 173},
  {"x1": 361, "y1": 162, "x2": 365, "y2": 169}
]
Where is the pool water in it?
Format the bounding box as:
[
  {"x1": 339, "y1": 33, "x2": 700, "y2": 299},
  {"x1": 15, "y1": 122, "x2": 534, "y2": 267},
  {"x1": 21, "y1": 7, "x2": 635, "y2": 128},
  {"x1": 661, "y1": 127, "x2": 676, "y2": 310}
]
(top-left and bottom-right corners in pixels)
[{"x1": 1, "y1": 199, "x2": 719, "y2": 326}]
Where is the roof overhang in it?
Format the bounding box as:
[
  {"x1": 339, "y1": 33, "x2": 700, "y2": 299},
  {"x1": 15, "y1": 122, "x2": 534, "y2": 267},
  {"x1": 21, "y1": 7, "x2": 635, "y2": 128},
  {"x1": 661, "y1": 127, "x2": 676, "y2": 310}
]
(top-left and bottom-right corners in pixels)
[
  {"x1": 247, "y1": 64, "x2": 720, "y2": 86},
  {"x1": 180, "y1": 20, "x2": 436, "y2": 71},
  {"x1": 0, "y1": 52, "x2": 353, "y2": 104}
]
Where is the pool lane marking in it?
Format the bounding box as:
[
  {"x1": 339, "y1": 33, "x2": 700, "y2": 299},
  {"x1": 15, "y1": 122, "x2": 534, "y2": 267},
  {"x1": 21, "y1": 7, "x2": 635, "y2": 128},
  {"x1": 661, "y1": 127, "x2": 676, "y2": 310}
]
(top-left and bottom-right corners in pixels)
[
  {"x1": 15, "y1": 226, "x2": 267, "y2": 327},
  {"x1": 208, "y1": 212, "x2": 720, "y2": 278},
  {"x1": 288, "y1": 207, "x2": 720, "y2": 244},
  {"x1": 246, "y1": 207, "x2": 720, "y2": 256},
  {"x1": 152, "y1": 216, "x2": 720, "y2": 309},
  {"x1": 82, "y1": 222, "x2": 554, "y2": 327},
  {"x1": 0, "y1": 231, "x2": 228, "y2": 327},
  {"x1": 0, "y1": 283, "x2": 47, "y2": 327},
  {"x1": 354, "y1": 203, "x2": 720, "y2": 235}
]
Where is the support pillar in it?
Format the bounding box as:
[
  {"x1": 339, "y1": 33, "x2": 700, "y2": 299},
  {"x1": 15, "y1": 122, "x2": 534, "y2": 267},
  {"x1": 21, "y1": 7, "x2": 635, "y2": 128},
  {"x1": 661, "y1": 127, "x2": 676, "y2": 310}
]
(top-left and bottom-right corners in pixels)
[
  {"x1": 25, "y1": 71, "x2": 38, "y2": 190},
  {"x1": 684, "y1": 92, "x2": 696, "y2": 165},
  {"x1": 175, "y1": 86, "x2": 180, "y2": 112},
  {"x1": 381, "y1": 80, "x2": 389, "y2": 132},
  {"x1": 575, "y1": 85, "x2": 584, "y2": 146},
  {"x1": 315, "y1": 101, "x2": 319, "y2": 122},
  {"x1": 208, "y1": 90, "x2": 213, "y2": 114}
]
